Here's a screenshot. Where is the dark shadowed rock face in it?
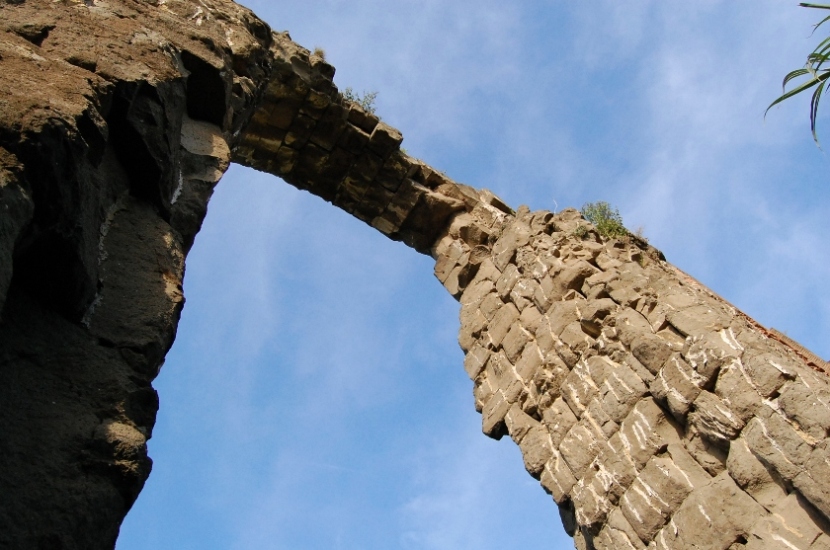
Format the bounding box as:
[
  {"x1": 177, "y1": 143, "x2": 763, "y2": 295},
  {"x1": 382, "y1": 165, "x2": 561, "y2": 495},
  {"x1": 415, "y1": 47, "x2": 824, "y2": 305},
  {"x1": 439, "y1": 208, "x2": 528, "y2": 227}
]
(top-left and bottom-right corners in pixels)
[
  {"x1": 0, "y1": 1, "x2": 268, "y2": 547},
  {"x1": 2, "y1": 2, "x2": 830, "y2": 550}
]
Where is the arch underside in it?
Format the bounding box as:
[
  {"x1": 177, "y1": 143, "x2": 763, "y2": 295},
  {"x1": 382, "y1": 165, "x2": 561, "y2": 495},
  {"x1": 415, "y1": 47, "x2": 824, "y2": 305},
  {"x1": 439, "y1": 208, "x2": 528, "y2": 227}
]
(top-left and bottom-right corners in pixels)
[{"x1": 0, "y1": 1, "x2": 829, "y2": 549}]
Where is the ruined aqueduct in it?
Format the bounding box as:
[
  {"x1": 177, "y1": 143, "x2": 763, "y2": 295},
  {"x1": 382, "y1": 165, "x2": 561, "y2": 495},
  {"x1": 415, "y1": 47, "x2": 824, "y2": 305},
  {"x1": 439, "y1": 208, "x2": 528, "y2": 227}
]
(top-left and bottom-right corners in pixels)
[{"x1": 1, "y1": 1, "x2": 829, "y2": 549}]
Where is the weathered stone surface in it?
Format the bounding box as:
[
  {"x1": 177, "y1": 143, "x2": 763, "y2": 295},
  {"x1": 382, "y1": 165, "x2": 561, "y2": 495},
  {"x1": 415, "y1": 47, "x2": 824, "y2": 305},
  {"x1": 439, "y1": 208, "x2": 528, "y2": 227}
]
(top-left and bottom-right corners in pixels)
[{"x1": 2, "y1": 2, "x2": 829, "y2": 549}]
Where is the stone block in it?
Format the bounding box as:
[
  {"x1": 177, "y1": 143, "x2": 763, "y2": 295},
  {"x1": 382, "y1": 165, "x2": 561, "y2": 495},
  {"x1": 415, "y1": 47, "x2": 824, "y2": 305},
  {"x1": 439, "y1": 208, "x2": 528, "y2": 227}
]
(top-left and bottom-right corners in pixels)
[
  {"x1": 487, "y1": 302, "x2": 520, "y2": 348},
  {"x1": 496, "y1": 263, "x2": 521, "y2": 300},
  {"x1": 650, "y1": 353, "x2": 702, "y2": 420},
  {"x1": 684, "y1": 422, "x2": 728, "y2": 476},
  {"x1": 560, "y1": 416, "x2": 608, "y2": 480},
  {"x1": 479, "y1": 292, "x2": 503, "y2": 322},
  {"x1": 632, "y1": 333, "x2": 674, "y2": 375},
  {"x1": 745, "y1": 493, "x2": 823, "y2": 550},
  {"x1": 743, "y1": 351, "x2": 798, "y2": 398},
  {"x1": 793, "y1": 441, "x2": 830, "y2": 523},
  {"x1": 515, "y1": 341, "x2": 545, "y2": 382},
  {"x1": 652, "y1": 472, "x2": 765, "y2": 550},
  {"x1": 666, "y1": 304, "x2": 730, "y2": 338},
  {"x1": 572, "y1": 464, "x2": 616, "y2": 529},
  {"x1": 502, "y1": 323, "x2": 531, "y2": 364},
  {"x1": 540, "y1": 449, "x2": 578, "y2": 504},
  {"x1": 536, "y1": 302, "x2": 579, "y2": 354},
  {"x1": 778, "y1": 381, "x2": 830, "y2": 441},
  {"x1": 614, "y1": 398, "x2": 682, "y2": 470},
  {"x1": 559, "y1": 321, "x2": 593, "y2": 356},
  {"x1": 585, "y1": 398, "x2": 620, "y2": 439},
  {"x1": 336, "y1": 123, "x2": 370, "y2": 154},
  {"x1": 458, "y1": 278, "x2": 495, "y2": 310},
  {"x1": 519, "y1": 305, "x2": 544, "y2": 335},
  {"x1": 613, "y1": 307, "x2": 653, "y2": 347},
  {"x1": 509, "y1": 278, "x2": 538, "y2": 311},
  {"x1": 463, "y1": 342, "x2": 490, "y2": 380},
  {"x1": 542, "y1": 397, "x2": 579, "y2": 448},
  {"x1": 598, "y1": 358, "x2": 648, "y2": 424},
  {"x1": 518, "y1": 424, "x2": 554, "y2": 477},
  {"x1": 595, "y1": 507, "x2": 646, "y2": 549},
  {"x1": 727, "y1": 436, "x2": 787, "y2": 511},
  {"x1": 620, "y1": 455, "x2": 699, "y2": 542},
  {"x1": 688, "y1": 390, "x2": 745, "y2": 449},
  {"x1": 743, "y1": 405, "x2": 813, "y2": 481},
  {"x1": 714, "y1": 359, "x2": 763, "y2": 423},
  {"x1": 561, "y1": 360, "x2": 600, "y2": 418},
  {"x1": 481, "y1": 389, "x2": 510, "y2": 438},
  {"x1": 366, "y1": 121, "x2": 403, "y2": 157}
]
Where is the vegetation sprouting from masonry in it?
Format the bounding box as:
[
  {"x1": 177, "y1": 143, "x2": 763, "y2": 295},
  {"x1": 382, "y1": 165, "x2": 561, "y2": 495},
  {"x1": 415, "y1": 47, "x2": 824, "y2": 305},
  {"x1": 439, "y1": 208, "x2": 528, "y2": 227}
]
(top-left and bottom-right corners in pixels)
[
  {"x1": 342, "y1": 87, "x2": 379, "y2": 115},
  {"x1": 579, "y1": 201, "x2": 628, "y2": 239}
]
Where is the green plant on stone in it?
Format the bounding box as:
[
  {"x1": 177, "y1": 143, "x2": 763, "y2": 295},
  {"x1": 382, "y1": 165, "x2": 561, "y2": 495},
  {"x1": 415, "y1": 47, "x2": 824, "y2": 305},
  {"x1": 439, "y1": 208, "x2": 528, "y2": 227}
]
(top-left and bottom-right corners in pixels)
[
  {"x1": 766, "y1": 3, "x2": 830, "y2": 146},
  {"x1": 312, "y1": 47, "x2": 326, "y2": 61},
  {"x1": 580, "y1": 201, "x2": 628, "y2": 239},
  {"x1": 342, "y1": 87, "x2": 379, "y2": 115},
  {"x1": 571, "y1": 224, "x2": 589, "y2": 240}
]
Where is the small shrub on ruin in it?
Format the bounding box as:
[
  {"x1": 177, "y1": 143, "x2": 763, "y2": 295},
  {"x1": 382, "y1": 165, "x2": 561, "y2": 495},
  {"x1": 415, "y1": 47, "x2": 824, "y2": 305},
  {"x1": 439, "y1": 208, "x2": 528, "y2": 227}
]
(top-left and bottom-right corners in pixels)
[
  {"x1": 580, "y1": 201, "x2": 628, "y2": 239},
  {"x1": 342, "y1": 87, "x2": 379, "y2": 114}
]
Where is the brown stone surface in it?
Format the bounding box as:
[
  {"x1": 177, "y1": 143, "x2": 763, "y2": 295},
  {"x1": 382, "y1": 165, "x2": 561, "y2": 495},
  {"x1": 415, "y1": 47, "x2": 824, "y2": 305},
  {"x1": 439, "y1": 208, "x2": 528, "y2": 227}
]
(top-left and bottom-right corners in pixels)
[{"x1": 1, "y1": 1, "x2": 829, "y2": 549}]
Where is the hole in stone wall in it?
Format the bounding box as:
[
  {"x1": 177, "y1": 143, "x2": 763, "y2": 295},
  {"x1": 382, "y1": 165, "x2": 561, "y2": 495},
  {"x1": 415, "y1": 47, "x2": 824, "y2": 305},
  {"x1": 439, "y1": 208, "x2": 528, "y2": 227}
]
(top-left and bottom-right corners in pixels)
[{"x1": 181, "y1": 51, "x2": 227, "y2": 127}]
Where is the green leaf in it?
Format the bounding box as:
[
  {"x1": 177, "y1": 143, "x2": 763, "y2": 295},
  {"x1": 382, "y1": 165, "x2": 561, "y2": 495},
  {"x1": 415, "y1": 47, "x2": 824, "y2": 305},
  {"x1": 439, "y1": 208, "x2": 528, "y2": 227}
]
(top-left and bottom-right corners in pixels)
[
  {"x1": 810, "y1": 78, "x2": 828, "y2": 144},
  {"x1": 766, "y1": 74, "x2": 824, "y2": 117}
]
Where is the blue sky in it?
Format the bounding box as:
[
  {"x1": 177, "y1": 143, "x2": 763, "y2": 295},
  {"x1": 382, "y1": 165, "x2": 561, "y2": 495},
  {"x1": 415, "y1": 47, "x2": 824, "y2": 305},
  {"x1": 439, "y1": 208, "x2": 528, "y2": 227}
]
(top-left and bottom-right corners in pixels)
[{"x1": 117, "y1": 2, "x2": 829, "y2": 549}]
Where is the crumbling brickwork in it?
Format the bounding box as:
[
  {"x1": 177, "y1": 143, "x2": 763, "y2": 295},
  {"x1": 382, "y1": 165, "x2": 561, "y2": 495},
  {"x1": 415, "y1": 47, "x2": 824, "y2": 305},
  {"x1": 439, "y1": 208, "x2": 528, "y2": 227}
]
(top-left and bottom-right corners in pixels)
[
  {"x1": 431, "y1": 205, "x2": 830, "y2": 549},
  {"x1": 1, "y1": 0, "x2": 828, "y2": 548}
]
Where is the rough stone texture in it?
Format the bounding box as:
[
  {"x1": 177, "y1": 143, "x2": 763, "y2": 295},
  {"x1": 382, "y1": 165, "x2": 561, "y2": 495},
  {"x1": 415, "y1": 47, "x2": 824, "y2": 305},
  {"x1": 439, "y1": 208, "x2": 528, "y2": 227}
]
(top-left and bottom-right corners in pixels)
[
  {"x1": 1, "y1": 1, "x2": 829, "y2": 549},
  {"x1": 0, "y1": 1, "x2": 267, "y2": 547}
]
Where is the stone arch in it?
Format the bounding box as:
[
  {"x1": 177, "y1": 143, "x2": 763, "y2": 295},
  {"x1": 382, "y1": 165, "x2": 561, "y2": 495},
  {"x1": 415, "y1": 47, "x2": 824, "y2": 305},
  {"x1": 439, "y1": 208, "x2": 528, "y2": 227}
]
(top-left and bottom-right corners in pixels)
[{"x1": 0, "y1": 2, "x2": 829, "y2": 549}]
